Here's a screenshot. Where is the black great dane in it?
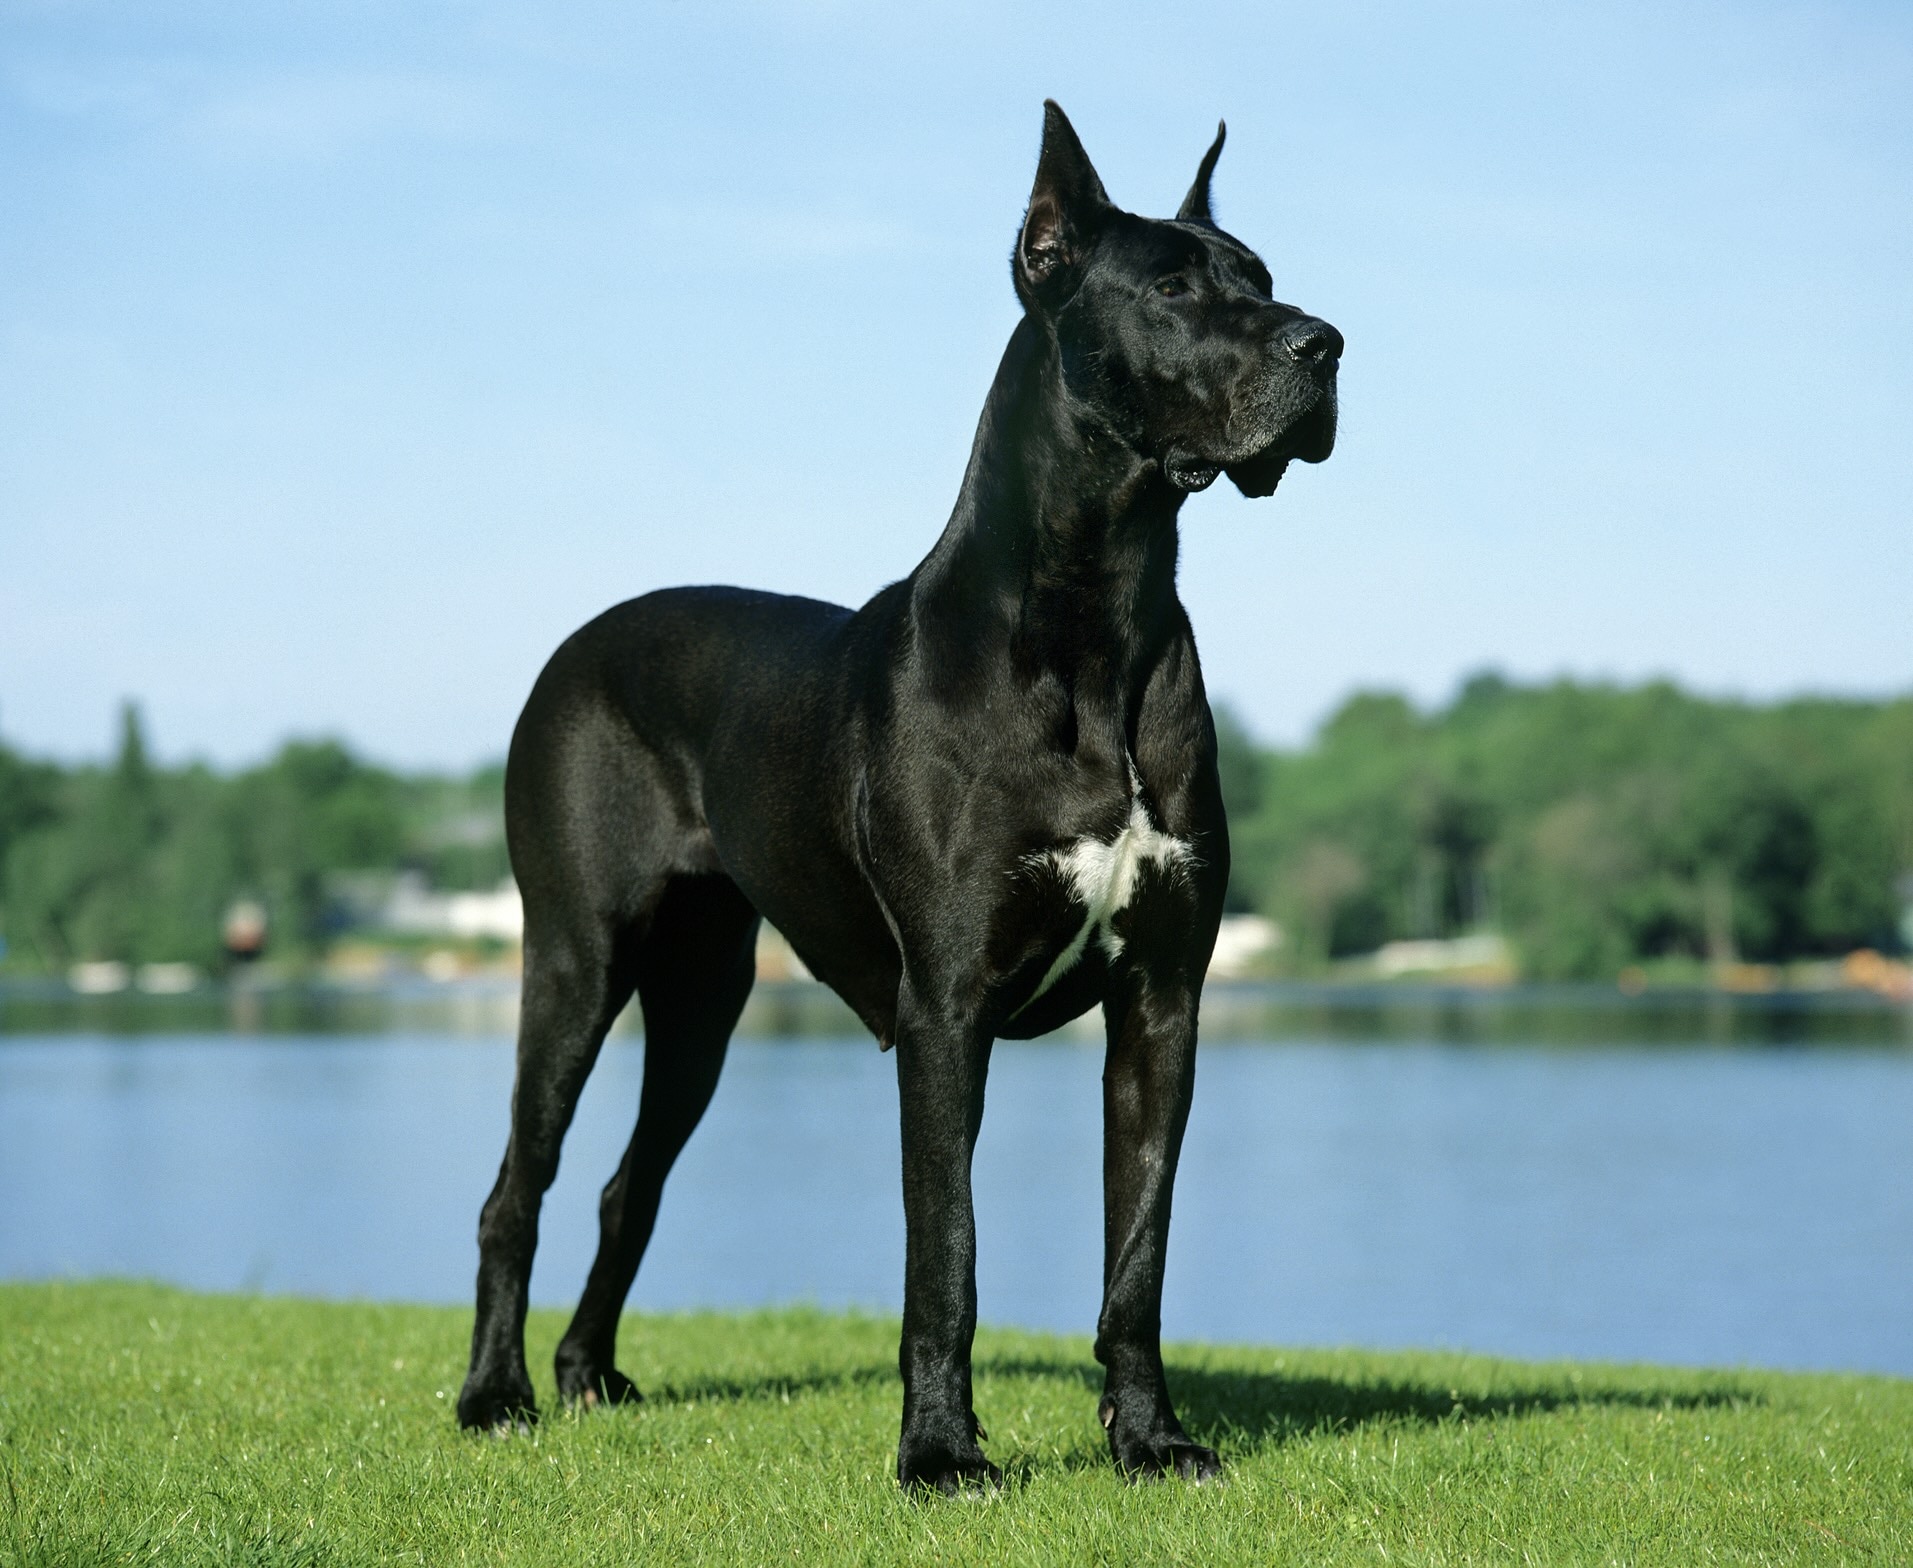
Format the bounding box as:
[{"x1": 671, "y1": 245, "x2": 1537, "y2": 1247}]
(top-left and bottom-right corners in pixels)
[{"x1": 458, "y1": 102, "x2": 1340, "y2": 1492}]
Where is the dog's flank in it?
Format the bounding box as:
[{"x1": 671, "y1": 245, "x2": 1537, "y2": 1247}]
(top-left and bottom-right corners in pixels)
[{"x1": 457, "y1": 100, "x2": 1340, "y2": 1495}]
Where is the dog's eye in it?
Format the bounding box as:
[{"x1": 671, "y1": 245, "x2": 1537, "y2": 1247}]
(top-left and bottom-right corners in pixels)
[{"x1": 1155, "y1": 278, "x2": 1189, "y2": 299}]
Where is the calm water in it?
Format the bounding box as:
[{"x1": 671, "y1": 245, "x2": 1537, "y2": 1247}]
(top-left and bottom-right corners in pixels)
[{"x1": 4, "y1": 1027, "x2": 1911, "y2": 1376}]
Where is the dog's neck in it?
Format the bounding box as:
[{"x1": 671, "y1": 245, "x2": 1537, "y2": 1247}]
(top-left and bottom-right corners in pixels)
[{"x1": 910, "y1": 316, "x2": 1188, "y2": 707}]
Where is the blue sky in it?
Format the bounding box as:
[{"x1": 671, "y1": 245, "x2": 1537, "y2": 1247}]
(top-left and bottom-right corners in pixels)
[{"x1": 3, "y1": 0, "x2": 1909, "y2": 768}]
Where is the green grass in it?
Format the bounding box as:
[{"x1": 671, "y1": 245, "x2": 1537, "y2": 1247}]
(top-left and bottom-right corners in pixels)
[{"x1": 2, "y1": 1282, "x2": 1908, "y2": 1565}]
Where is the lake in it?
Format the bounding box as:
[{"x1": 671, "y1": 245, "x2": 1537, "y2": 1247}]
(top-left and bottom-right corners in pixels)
[{"x1": 3, "y1": 986, "x2": 1910, "y2": 1377}]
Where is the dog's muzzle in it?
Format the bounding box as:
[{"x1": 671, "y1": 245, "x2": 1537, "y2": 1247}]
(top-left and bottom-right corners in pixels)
[
  {"x1": 1222, "y1": 317, "x2": 1341, "y2": 497},
  {"x1": 1163, "y1": 315, "x2": 1341, "y2": 496},
  {"x1": 1223, "y1": 385, "x2": 1337, "y2": 496}
]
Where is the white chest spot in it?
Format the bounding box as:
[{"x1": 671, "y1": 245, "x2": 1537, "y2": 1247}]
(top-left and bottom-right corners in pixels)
[{"x1": 1016, "y1": 774, "x2": 1194, "y2": 1011}]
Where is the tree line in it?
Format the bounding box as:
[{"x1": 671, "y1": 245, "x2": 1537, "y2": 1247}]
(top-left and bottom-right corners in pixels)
[
  {"x1": 1220, "y1": 675, "x2": 1913, "y2": 978},
  {"x1": 0, "y1": 706, "x2": 505, "y2": 973},
  {"x1": 1, "y1": 677, "x2": 1909, "y2": 980}
]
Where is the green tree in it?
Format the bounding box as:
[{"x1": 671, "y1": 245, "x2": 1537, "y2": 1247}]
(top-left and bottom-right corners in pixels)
[{"x1": 1225, "y1": 675, "x2": 1913, "y2": 978}]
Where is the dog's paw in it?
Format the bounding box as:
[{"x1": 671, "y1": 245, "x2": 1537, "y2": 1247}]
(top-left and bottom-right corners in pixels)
[
  {"x1": 1123, "y1": 1436, "x2": 1223, "y2": 1483},
  {"x1": 898, "y1": 1428, "x2": 1002, "y2": 1497},
  {"x1": 1100, "y1": 1396, "x2": 1223, "y2": 1484},
  {"x1": 899, "y1": 1452, "x2": 1003, "y2": 1497},
  {"x1": 558, "y1": 1363, "x2": 643, "y2": 1411},
  {"x1": 456, "y1": 1375, "x2": 539, "y2": 1434}
]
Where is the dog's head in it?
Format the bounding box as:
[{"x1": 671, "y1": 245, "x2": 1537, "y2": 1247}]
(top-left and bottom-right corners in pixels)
[{"x1": 1013, "y1": 102, "x2": 1340, "y2": 497}]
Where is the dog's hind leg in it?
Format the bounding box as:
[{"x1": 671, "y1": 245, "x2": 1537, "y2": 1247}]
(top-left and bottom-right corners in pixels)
[
  {"x1": 457, "y1": 907, "x2": 641, "y2": 1430},
  {"x1": 553, "y1": 873, "x2": 759, "y2": 1407}
]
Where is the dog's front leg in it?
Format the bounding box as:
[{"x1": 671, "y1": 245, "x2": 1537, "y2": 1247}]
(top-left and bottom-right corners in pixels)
[
  {"x1": 1094, "y1": 975, "x2": 1222, "y2": 1482},
  {"x1": 893, "y1": 986, "x2": 1001, "y2": 1494}
]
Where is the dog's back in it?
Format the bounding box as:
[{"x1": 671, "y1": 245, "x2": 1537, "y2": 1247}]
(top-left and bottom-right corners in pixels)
[{"x1": 504, "y1": 584, "x2": 902, "y2": 1030}]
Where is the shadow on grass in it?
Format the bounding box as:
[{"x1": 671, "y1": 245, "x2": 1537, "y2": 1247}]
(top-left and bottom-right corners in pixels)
[
  {"x1": 980, "y1": 1354, "x2": 1761, "y2": 1462},
  {"x1": 644, "y1": 1350, "x2": 1761, "y2": 1461},
  {"x1": 1179, "y1": 1363, "x2": 1758, "y2": 1446},
  {"x1": 648, "y1": 1362, "x2": 897, "y2": 1406}
]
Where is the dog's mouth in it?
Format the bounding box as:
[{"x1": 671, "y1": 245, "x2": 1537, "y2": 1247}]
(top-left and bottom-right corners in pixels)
[
  {"x1": 1222, "y1": 387, "x2": 1337, "y2": 498},
  {"x1": 1218, "y1": 449, "x2": 1286, "y2": 498},
  {"x1": 1164, "y1": 453, "x2": 1223, "y2": 492},
  {"x1": 1164, "y1": 382, "x2": 1338, "y2": 497}
]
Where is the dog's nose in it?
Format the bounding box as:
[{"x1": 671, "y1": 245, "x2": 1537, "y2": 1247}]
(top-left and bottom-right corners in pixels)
[{"x1": 1280, "y1": 319, "x2": 1343, "y2": 366}]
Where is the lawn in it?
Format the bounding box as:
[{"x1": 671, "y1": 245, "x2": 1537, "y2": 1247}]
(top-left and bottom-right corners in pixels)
[{"x1": 2, "y1": 1281, "x2": 1907, "y2": 1565}]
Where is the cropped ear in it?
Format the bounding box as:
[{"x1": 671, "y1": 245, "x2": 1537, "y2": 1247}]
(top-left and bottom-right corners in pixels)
[
  {"x1": 1176, "y1": 120, "x2": 1226, "y2": 223},
  {"x1": 1014, "y1": 101, "x2": 1112, "y2": 307}
]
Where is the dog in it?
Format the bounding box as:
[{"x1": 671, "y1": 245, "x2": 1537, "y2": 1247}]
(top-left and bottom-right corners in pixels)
[{"x1": 457, "y1": 101, "x2": 1340, "y2": 1492}]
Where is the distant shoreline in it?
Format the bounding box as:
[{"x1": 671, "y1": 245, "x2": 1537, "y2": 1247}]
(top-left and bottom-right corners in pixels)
[{"x1": 4, "y1": 973, "x2": 1908, "y2": 1046}]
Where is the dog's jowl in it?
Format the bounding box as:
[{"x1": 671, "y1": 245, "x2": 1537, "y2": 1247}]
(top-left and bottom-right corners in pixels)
[{"x1": 457, "y1": 102, "x2": 1340, "y2": 1492}]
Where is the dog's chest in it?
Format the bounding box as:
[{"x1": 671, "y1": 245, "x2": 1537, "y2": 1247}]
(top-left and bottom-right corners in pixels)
[{"x1": 1016, "y1": 766, "x2": 1194, "y2": 1010}]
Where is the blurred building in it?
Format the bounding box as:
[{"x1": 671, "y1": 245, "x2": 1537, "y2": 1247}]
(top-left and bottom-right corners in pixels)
[{"x1": 378, "y1": 872, "x2": 524, "y2": 942}]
